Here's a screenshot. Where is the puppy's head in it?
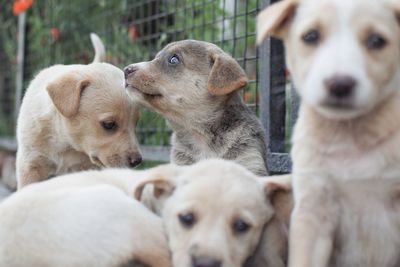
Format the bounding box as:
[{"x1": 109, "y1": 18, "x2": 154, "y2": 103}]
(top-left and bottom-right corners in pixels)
[
  {"x1": 124, "y1": 40, "x2": 248, "y2": 123},
  {"x1": 134, "y1": 159, "x2": 288, "y2": 267},
  {"x1": 258, "y1": 0, "x2": 400, "y2": 120},
  {"x1": 47, "y1": 63, "x2": 142, "y2": 168}
]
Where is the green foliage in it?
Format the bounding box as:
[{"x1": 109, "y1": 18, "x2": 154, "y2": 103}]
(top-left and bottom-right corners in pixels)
[{"x1": 0, "y1": 3, "x2": 17, "y2": 137}]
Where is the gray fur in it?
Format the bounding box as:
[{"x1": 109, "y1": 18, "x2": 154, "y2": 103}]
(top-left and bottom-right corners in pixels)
[
  {"x1": 124, "y1": 40, "x2": 268, "y2": 176},
  {"x1": 171, "y1": 93, "x2": 268, "y2": 176}
]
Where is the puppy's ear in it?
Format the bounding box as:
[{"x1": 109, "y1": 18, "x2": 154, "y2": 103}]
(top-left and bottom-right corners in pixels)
[
  {"x1": 390, "y1": 1, "x2": 400, "y2": 25},
  {"x1": 207, "y1": 52, "x2": 248, "y2": 96},
  {"x1": 134, "y1": 164, "x2": 183, "y2": 201},
  {"x1": 257, "y1": 0, "x2": 298, "y2": 44},
  {"x1": 47, "y1": 72, "x2": 90, "y2": 118},
  {"x1": 263, "y1": 174, "x2": 292, "y2": 206}
]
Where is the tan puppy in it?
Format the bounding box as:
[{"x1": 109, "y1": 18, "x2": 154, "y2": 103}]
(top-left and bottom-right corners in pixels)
[
  {"x1": 16, "y1": 34, "x2": 142, "y2": 189},
  {"x1": 0, "y1": 168, "x2": 172, "y2": 267},
  {"x1": 124, "y1": 40, "x2": 268, "y2": 176},
  {"x1": 135, "y1": 159, "x2": 289, "y2": 267},
  {"x1": 258, "y1": 0, "x2": 400, "y2": 266}
]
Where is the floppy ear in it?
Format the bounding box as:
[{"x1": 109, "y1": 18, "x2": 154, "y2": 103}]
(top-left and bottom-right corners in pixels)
[
  {"x1": 257, "y1": 0, "x2": 298, "y2": 44},
  {"x1": 47, "y1": 72, "x2": 90, "y2": 118},
  {"x1": 134, "y1": 163, "x2": 183, "y2": 201},
  {"x1": 390, "y1": 1, "x2": 400, "y2": 24},
  {"x1": 207, "y1": 52, "x2": 248, "y2": 96},
  {"x1": 263, "y1": 174, "x2": 292, "y2": 205}
]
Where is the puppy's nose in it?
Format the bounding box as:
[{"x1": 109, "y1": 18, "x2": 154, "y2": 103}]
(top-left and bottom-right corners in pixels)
[
  {"x1": 192, "y1": 256, "x2": 222, "y2": 267},
  {"x1": 127, "y1": 154, "x2": 142, "y2": 168},
  {"x1": 124, "y1": 65, "x2": 139, "y2": 79},
  {"x1": 325, "y1": 75, "x2": 356, "y2": 99}
]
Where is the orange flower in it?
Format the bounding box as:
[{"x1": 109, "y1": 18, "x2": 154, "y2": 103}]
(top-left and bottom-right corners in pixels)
[
  {"x1": 128, "y1": 25, "x2": 139, "y2": 43},
  {"x1": 13, "y1": 0, "x2": 33, "y2": 16},
  {"x1": 50, "y1": 28, "x2": 60, "y2": 42}
]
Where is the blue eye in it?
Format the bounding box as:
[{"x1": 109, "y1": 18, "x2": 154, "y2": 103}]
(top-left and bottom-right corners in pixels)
[{"x1": 168, "y1": 55, "x2": 180, "y2": 65}]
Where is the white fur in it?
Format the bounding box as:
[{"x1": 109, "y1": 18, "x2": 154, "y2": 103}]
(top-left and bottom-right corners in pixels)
[{"x1": 0, "y1": 168, "x2": 172, "y2": 267}]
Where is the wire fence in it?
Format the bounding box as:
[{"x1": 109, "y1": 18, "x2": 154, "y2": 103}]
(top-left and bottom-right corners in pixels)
[{"x1": 0, "y1": 0, "x2": 296, "y2": 173}]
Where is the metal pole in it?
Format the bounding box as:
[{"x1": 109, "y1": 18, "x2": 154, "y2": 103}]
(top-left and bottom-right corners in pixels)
[{"x1": 15, "y1": 12, "x2": 26, "y2": 121}]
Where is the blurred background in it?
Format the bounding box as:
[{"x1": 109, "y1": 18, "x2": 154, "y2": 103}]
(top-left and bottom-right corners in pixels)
[{"x1": 0, "y1": 0, "x2": 295, "y2": 188}]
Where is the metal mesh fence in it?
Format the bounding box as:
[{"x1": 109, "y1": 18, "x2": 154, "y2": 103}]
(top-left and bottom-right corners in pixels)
[
  {"x1": 0, "y1": 4, "x2": 17, "y2": 138},
  {"x1": 21, "y1": 0, "x2": 261, "y2": 147},
  {"x1": 0, "y1": 0, "x2": 295, "y2": 172}
]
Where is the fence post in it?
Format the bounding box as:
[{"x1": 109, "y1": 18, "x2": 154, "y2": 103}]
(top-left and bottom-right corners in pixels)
[
  {"x1": 259, "y1": 0, "x2": 291, "y2": 173},
  {"x1": 15, "y1": 12, "x2": 26, "y2": 122}
]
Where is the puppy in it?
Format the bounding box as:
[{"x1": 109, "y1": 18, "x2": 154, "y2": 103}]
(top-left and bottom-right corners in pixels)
[
  {"x1": 134, "y1": 159, "x2": 289, "y2": 267},
  {"x1": 16, "y1": 33, "x2": 142, "y2": 189},
  {"x1": 0, "y1": 168, "x2": 172, "y2": 267},
  {"x1": 124, "y1": 40, "x2": 268, "y2": 176},
  {"x1": 258, "y1": 0, "x2": 400, "y2": 266}
]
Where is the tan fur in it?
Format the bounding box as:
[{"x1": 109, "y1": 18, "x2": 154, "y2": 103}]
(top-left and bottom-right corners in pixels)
[
  {"x1": 258, "y1": 0, "x2": 400, "y2": 266},
  {"x1": 16, "y1": 34, "x2": 141, "y2": 189},
  {"x1": 207, "y1": 52, "x2": 248, "y2": 96},
  {"x1": 134, "y1": 159, "x2": 288, "y2": 267},
  {"x1": 246, "y1": 174, "x2": 293, "y2": 267},
  {"x1": 47, "y1": 74, "x2": 90, "y2": 118},
  {"x1": 0, "y1": 168, "x2": 172, "y2": 267}
]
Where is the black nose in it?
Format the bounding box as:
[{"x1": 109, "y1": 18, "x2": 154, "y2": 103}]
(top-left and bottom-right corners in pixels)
[
  {"x1": 324, "y1": 75, "x2": 356, "y2": 99},
  {"x1": 124, "y1": 65, "x2": 139, "y2": 79},
  {"x1": 128, "y1": 155, "x2": 142, "y2": 168},
  {"x1": 192, "y1": 256, "x2": 222, "y2": 267}
]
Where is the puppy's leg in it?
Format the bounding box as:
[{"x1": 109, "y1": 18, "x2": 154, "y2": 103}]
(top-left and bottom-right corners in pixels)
[
  {"x1": 17, "y1": 156, "x2": 55, "y2": 189},
  {"x1": 289, "y1": 177, "x2": 338, "y2": 267}
]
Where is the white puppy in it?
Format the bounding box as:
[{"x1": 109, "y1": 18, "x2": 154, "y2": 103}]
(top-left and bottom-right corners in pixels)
[
  {"x1": 258, "y1": 0, "x2": 400, "y2": 266},
  {"x1": 16, "y1": 33, "x2": 141, "y2": 189},
  {"x1": 135, "y1": 159, "x2": 289, "y2": 267},
  {"x1": 0, "y1": 168, "x2": 172, "y2": 267}
]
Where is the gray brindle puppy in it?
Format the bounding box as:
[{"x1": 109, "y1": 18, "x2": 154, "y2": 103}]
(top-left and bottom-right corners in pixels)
[{"x1": 124, "y1": 40, "x2": 268, "y2": 176}]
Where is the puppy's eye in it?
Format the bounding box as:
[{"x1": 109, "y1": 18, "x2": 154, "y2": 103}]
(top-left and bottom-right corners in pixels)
[
  {"x1": 168, "y1": 54, "x2": 180, "y2": 65},
  {"x1": 366, "y1": 34, "x2": 387, "y2": 50},
  {"x1": 233, "y1": 220, "x2": 250, "y2": 234},
  {"x1": 101, "y1": 121, "x2": 117, "y2": 131},
  {"x1": 178, "y1": 213, "x2": 196, "y2": 228},
  {"x1": 302, "y1": 29, "x2": 320, "y2": 45}
]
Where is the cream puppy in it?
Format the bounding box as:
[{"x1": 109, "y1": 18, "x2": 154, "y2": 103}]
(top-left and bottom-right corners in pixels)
[
  {"x1": 135, "y1": 159, "x2": 289, "y2": 267},
  {"x1": 16, "y1": 34, "x2": 142, "y2": 189},
  {"x1": 258, "y1": 0, "x2": 400, "y2": 266},
  {"x1": 0, "y1": 168, "x2": 172, "y2": 267}
]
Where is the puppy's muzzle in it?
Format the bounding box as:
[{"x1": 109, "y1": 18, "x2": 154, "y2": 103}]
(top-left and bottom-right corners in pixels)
[{"x1": 191, "y1": 256, "x2": 222, "y2": 267}]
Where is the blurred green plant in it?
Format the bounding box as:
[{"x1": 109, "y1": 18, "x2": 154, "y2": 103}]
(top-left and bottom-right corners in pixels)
[{"x1": 0, "y1": 3, "x2": 17, "y2": 136}]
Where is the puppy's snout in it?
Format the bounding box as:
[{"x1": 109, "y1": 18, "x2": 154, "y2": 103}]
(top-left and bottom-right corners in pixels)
[
  {"x1": 127, "y1": 154, "x2": 142, "y2": 168},
  {"x1": 325, "y1": 75, "x2": 357, "y2": 99},
  {"x1": 191, "y1": 256, "x2": 222, "y2": 267},
  {"x1": 124, "y1": 65, "x2": 139, "y2": 79}
]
